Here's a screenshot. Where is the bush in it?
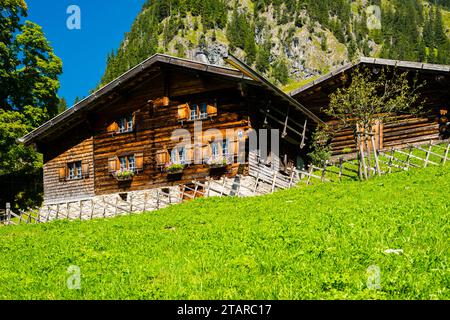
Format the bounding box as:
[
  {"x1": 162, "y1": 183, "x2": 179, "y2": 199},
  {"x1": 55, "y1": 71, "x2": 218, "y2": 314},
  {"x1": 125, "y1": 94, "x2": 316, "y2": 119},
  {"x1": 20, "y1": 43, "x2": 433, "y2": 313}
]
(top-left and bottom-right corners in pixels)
[{"x1": 308, "y1": 126, "x2": 332, "y2": 166}]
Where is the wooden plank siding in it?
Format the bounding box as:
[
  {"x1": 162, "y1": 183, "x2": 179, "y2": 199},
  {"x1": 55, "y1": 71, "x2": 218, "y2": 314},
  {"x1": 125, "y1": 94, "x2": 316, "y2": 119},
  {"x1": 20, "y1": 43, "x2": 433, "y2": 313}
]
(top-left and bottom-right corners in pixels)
[
  {"x1": 22, "y1": 55, "x2": 321, "y2": 203},
  {"x1": 327, "y1": 114, "x2": 440, "y2": 156},
  {"x1": 42, "y1": 127, "x2": 95, "y2": 203},
  {"x1": 92, "y1": 70, "x2": 251, "y2": 196},
  {"x1": 292, "y1": 62, "x2": 449, "y2": 158},
  {"x1": 37, "y1": 67, "x2": 263, "y2": 202}
]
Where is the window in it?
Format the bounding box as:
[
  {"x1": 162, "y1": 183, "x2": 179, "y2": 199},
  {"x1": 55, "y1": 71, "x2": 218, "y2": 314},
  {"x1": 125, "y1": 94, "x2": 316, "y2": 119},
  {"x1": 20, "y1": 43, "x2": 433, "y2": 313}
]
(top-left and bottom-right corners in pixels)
[
  {"x1": 127, "y1": 116, "x2": 134, "y2": 131},
  {"x1": 190, "y1": 104, "x2": 198, "y2": 121},
  {"x1": 222, "y1": 140, "x2": 229, "y2": 156},
  {"x1": 211, "y1": 142, "x2": 220, "y2": 159},
  {"x1": 178, "y1": 102, "x2": 218, "y2": 122},
  {"x1": 118, "y1": 155, "x2": 136, "y2": 172},
  {"x1": 118, "y1": 115, "x2": 134, "y2": 133},
  {"x1": 199, "y1": 103, "x2": 208, "y2": 119},
  {"x1": 171, "y1": 146, "x2": 186, "y2": 164},
  {"x1": 128, "y1": 156, "x2": 136, "y2": 171},
  {"x1": 119, "y1": 156, "x2": 127, "y2": 171},
  {"x1": 189, "y1": 103, "x2": 211, "y2": 121},
  {"x1": 109, "y1": 153, "x2": 143, "y2": 174},
  {"x1": 67, "y1": 161, "x2": 82, "y2": 180}
]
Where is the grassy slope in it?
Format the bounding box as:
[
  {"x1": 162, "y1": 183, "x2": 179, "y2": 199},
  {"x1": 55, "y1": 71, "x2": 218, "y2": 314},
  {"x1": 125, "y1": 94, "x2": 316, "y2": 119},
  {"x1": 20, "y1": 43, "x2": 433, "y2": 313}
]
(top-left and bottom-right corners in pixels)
[{"x1": 0, "y1": 165, "x2": 449, "y2": 300}]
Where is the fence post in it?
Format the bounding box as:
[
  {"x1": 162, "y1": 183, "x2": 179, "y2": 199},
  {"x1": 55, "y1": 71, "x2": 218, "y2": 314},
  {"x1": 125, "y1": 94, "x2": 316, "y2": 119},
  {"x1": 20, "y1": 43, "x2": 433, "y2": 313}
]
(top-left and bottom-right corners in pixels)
[
  {"x1": 406, "y1": 145, "x2": 413, "y2": 169},
  {"x1": 321, "y1": 162, "x2": 327, "y2": 182},
  {"x1": 103, "y1": 197, "x2": 107, "y2": 218},
  {"x1": 6, "y1": 203, "x2": 11, "y2": 225},
  {"x1": 236, "y1": 175, "x2": 242, "y2": 196},
  {"x1": 338, "y1": 157, "x2": 344, "y2": 182},
  {"x1": 306, "y1": 164, "x2": 313, "y2": 185},
  {"x1": 271, "y1": 171, "x2": 277, "y2": 193},
  {"x1": 424, "y1": 140, "x2": 432, "y2": 168},
  {"x1": 156, "y1": 190, "x2": 160, "y2": 209},
  {"x1": 143, "y1": 193, "x2": 148, "y2": 212},
  {"x1": 129, "y1": 194, "x2": 133, "y2": 214},
  {"x1": 288, "y1": 170, "x2": 295, "y2": 188},
  {"x1": 443, "y1": 143, "x2": 450, "y2": 166},
  {"x1": 388, "y1": 149, "x2": 394, "y2": 174},
  {"x1": 90, "y1": 199, "x2": 94, "y2": 220},
  {"x1": 206, "y1": 177, "x2": 212, "y2": 198}
]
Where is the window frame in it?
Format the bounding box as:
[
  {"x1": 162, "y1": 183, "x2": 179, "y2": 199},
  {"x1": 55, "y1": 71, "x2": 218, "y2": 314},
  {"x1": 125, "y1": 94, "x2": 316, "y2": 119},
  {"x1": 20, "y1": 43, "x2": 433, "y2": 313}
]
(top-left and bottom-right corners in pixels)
[
  {"x1": 171, "y1": 146, "x2": 187, "y2": 165},
  {"x1": 211, "y1": 141, "x2": 220, "y2": 159},
  {"x1": 199, "y1": 102, "x2": 208, "y2": 120},
  {"x1": 67, "y1": 161, "x2": 83, "y2": 180},
  {"x1": 222, "y1": 139, "x2": 229, "y2": 157},
  {"x1": 118, "y1": 155, "x2": 136, "y2": 172},
  {"x1": 190, "y1": 104, "x2": 199, "y2": 121},
  {"x1": 117, "y1": 115, "x2": 134, "y2": 134},
  {"x1": 188, "y1": 102, "x2": 213, "y2": 121}
]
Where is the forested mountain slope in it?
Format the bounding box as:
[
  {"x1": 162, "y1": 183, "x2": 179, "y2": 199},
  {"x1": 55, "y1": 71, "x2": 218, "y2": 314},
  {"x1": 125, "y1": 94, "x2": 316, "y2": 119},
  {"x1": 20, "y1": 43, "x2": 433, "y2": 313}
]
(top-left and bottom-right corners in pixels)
[{"x1": 100, "y1": 0, "x2": 450, "y2": 90}]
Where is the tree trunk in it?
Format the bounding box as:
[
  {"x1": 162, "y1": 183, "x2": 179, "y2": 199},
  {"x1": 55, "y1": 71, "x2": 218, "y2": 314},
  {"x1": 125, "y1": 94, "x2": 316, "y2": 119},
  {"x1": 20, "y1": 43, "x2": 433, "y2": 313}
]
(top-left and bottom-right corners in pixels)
[
  {"x1": 357, "y1": 132, "x2": 368, "y2": 180},
  {"x1": 371, "y1": 134, "x2": 381, "y2": 176},
  {"x1": 364, "y1": 133, "x2": 372, "y2": 178}
]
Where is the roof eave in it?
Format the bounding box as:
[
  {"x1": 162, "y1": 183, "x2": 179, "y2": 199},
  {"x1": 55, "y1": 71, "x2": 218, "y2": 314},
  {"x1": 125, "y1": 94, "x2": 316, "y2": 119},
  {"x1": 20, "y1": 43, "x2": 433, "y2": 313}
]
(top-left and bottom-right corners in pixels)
[
  {"x1": 289, "y1": 57, "x2": 450, "y2": 97},
  {"x1": 19, "y1": 54, "x2": 255, "y2": 146}
]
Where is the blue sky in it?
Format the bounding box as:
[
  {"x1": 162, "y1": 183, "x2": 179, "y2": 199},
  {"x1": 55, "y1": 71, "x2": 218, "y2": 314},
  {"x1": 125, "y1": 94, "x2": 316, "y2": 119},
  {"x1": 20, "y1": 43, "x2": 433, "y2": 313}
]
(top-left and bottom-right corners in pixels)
[{"x1": 26, "y1": 0, "x2": 146, "y2": 106}]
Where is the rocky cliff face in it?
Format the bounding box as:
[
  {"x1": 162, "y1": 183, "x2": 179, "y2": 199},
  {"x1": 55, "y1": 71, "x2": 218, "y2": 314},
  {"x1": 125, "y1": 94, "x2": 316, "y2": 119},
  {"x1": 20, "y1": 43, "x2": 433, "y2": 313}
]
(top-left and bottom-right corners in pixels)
[
  {"x1": 99, "y1": 0, "x2": 450, "y2": 91},
  {"x1": 149, "y1": 4, "x2": 351, "y2": 82}
]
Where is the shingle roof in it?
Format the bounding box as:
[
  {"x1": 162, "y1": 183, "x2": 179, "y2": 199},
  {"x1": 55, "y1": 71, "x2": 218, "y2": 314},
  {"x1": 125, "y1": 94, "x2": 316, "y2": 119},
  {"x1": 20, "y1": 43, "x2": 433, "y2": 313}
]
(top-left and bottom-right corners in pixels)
[{"x1": 289, "y1": 57, "x2": 450, "y2": 97}]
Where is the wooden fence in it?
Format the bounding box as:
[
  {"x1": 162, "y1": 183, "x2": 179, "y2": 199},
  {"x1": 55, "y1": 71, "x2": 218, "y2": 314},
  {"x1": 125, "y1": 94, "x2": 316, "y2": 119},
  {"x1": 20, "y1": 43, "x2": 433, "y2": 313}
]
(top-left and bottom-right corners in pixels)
[
  {"x1": 299, "y1": 139, "x2": 450, "y2": 184},
  {"x1": 0, "y1": 169, "x2": 289, "y2": 226},
  {"x1": 2, "y1": 139, "x2": 449, "y2": 227}
]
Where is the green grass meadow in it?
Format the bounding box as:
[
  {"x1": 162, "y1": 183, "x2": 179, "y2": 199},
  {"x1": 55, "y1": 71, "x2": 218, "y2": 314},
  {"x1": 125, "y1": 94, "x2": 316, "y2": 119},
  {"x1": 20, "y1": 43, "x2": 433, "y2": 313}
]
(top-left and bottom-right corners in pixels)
[{"x1": 0, "y1": 165, "x2": 449, "y2": 300}]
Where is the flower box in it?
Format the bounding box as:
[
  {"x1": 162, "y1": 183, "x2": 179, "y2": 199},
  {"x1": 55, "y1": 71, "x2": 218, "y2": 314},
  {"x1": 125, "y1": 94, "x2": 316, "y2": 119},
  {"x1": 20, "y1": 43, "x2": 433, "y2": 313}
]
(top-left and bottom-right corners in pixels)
[
  {"x1": 113, "y1": 170, "x2": 135, "y2": 181},
  {"x1": 206, "y1": 156, "x2": 232, "y2": 169},
  {"x1": 165, "y1": 163, "x2": 185, "y2": 175}
]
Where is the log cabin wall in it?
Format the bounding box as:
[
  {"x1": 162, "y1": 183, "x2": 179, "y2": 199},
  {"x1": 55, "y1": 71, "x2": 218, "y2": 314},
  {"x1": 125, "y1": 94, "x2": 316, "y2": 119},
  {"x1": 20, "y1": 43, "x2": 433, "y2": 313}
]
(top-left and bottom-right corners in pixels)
[
  {"x1": 20, "y1": 54, "x2": 322, "y2": 203},
  {"x1": 92, "y1": 69, "x2": 251, "y2": 196},
  {"x1": 292, "y1": 63, "x2": 449, "y2": 158},
  {"x1": 326, "y1": 114, "x2": 440, "y2": 157},
  {"x1": 41, "y1": 127, "x2": 95, "y2": 203}
]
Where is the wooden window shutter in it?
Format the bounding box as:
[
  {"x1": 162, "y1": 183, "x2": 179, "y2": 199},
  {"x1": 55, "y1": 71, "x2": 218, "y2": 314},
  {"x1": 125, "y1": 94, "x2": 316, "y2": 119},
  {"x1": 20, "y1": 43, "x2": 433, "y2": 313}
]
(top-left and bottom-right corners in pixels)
[
  {"x1": 107, "y1": 121, "x2": 119, "y2": 133},
  {"x1": 135, "y1": 153, "x2": 144, "y2": 171},
  {"x1": 185, "y1": 145, "x2": 195, "y2": 164},
  {"x1": 58, "y1": 167, "x2": 66, "y2": 182},
  {"x1": 132, "y1": 112, "x2": 137, "y2": 131},
  {"x1": 108, "y1": 157, "x2": 117, "y2": 173},
  {"x1": 82, "y1": 163, "x2": 90, "y2": 178},
  {"x1": 156, "y1": 150, "x2": 169, "y2": 166},
  {"x1": 161, "y1": 96, "x2": 169, "y2": 107},
  {"x1": 232, "y1": 138, "x2": 240, "y2": 155},
  {"x1": 177, "y1": 104, "x2": 190, "y2": 121},
  {"x1": 207, "y1": 104, "x2": 218, "y2": 117},
  {"x1": 151, "y1": 96, "x2": 170, "y2": 107}
]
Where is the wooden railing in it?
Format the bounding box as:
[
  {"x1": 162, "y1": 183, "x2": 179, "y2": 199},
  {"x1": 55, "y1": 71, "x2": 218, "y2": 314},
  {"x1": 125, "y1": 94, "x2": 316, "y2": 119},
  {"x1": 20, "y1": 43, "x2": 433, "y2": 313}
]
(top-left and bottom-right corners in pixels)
[
  {"x1": 2, "y1": 139, "x2": 448, "y2": 227},
  {"x1": 298, "y1": 139, "x2": 450, "y2": 184}
]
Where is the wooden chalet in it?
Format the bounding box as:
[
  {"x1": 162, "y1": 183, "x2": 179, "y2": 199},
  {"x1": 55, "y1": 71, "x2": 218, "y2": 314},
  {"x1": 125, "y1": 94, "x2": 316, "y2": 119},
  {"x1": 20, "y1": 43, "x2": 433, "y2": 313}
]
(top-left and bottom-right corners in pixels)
[
  {"x1": 290, "y1": 57, "x2": 450, "y2": 158},
  {"x1": 19, "y1": 54, "x2": 321, "y2": 203}
]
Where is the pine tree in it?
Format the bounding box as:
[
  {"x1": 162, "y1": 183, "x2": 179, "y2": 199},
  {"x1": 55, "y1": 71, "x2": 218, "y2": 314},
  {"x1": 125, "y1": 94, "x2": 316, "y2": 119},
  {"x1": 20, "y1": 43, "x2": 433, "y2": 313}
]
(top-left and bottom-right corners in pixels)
[
  {"x1": 57, "y1": 98, "x2": 68, "y2": 114},
  {"x1": 273, "y1": 59, "x2": 289, "y2": 85},
  {"x1": 256, "y1": 40, "x2": 271, "y2": 73},
  {"x1": 348, "y1": 38, "x2": 358, "y2": 60}
]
